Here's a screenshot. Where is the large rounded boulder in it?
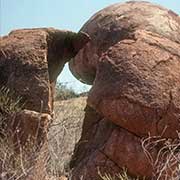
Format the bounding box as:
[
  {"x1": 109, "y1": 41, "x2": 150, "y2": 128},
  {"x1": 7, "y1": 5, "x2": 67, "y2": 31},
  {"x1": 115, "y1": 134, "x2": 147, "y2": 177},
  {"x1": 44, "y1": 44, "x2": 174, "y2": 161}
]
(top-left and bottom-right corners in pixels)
[
  {"x1": 70, "y1": 1, "x2": 180, "y2": 138},
  {"x1": 69, "y1": 1, "x2": 180, "y2": 179}
]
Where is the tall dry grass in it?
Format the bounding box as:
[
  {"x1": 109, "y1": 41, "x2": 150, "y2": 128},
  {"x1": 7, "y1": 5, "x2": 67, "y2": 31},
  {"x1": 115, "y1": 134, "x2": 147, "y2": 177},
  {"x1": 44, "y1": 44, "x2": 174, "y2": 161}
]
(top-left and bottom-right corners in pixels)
[{"x1": 0, "y1": 86, "x2": 179, "y2": 180}]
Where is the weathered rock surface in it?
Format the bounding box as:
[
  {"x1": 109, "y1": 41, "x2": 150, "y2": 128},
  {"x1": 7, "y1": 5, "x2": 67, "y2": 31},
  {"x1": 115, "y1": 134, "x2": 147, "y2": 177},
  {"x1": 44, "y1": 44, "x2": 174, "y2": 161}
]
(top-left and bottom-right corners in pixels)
[
  {"x1": 0, "y1": 28, "x2": 90, "y2": 114},
  {"x1": 0, "y1": 29, "x2": 50, "y2": 113},
  {"x1": 10, "y1": 110, "x2": 51, "y2": 149},
  {"x1": 69, "y1": 1, "x2": 180, "y2": 179},
  {"x1": 0, "y1": 28, "x2": 89, "y2": 178},
  {"x1": 89, "y1": 32, "x2": 180, "y2": 139},
  {"x1": 0, "y1": 27, "x2": 89, "y2": 141},
  {"x1": 70, "y1": 1, "x2": 180, "y2": 84}
]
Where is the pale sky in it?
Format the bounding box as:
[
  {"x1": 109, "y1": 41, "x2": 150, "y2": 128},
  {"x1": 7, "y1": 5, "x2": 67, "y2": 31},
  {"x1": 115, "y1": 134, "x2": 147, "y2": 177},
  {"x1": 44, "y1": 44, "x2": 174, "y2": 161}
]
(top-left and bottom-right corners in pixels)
[{"x1": 1, "y1": 0, "x2": 179, "y2": 92}]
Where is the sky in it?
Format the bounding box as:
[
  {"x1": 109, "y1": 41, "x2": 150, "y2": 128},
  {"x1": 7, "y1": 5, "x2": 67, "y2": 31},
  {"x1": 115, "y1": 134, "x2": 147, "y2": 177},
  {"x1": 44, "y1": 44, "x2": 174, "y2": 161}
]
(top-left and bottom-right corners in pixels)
[{"x1": 0, "y1": 0, "x2": 180, "y2": 92}]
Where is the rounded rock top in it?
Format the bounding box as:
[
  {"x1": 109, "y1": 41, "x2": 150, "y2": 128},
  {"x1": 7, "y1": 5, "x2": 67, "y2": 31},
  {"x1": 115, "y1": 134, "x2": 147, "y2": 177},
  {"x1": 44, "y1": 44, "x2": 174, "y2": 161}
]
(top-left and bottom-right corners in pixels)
[
  {"x1": 70, "y1": 1, "x2": 180, "y2": 85},
  {"x1": 81, "y1": 1, "x2": 180, "y2": 44}
]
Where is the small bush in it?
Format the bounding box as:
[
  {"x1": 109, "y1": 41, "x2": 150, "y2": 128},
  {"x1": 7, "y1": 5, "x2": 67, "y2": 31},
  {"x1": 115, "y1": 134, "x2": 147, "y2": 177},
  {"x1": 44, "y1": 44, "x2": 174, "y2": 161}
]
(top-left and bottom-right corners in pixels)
[{"x1": 55, "y1": 83, "x2": 79, "y2": 100}]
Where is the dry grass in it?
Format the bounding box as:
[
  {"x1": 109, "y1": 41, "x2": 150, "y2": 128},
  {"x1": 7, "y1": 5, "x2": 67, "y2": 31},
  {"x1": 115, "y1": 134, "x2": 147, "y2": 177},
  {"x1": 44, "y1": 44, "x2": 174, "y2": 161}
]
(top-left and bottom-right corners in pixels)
[
  {"x1": 98, "y1": 168, "x2": 141, "y2": 180},
  {"x1": 0, "y1": 86, "x2": 48, "y2": 179},
  {"x1": 47, "y1": 97, "x2": 86, "y2": 177},
  {"x1": 0, "y1": 85, "x2": 86, "y2": 179},
  {"x1": 142, "y1": 133, "x2": 180, "y2": 180},
  {"x1": 0, "y1": 86, "x2": 180, "y2": 180},
  {"x1": 0, "y1": 87, "x2": 32, "y2": 179}
]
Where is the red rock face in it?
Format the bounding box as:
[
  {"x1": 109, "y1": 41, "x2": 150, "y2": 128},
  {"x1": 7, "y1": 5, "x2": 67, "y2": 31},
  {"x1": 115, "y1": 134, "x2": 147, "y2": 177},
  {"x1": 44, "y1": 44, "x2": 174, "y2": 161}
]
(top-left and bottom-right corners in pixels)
[
  {"x1": 10, "y1": 110, "x2": 51, "y2": 150},
  {"x1": 70, "y1": 1, "x2": 180, "y2": 85},
  {"x1": 0, "y1": 28, "x2": 89, "y2": 151},
  {"x1": 69, "y1": 2, "x2": 180, "y2": 179},
  {"x1": 89, "y1": 33, "x2": 180, "y2": 139},
  {"x1": 0, "y1": 29, "x2": 51, "y2": 113},
  {"x1": 0, "y1": 28, "x2": 90, "y2": 114}
]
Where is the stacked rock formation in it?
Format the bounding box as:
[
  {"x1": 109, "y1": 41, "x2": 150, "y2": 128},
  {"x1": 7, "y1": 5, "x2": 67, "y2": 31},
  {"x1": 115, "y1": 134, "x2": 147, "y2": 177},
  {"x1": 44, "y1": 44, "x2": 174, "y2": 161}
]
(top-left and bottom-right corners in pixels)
[
  {"x1": 69, "y1": 1, "x2": 180, "y2": 179},
  {"x1": 0, "y1": 28, "x2": 89, "y2": 179}
]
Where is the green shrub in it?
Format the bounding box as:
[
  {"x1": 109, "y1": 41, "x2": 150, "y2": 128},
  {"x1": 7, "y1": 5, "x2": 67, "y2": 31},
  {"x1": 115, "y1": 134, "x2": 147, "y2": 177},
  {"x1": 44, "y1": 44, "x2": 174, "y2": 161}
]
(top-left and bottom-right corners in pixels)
[{"x1": 55, "y1": 83, "x2": 79, "y2": 100}]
